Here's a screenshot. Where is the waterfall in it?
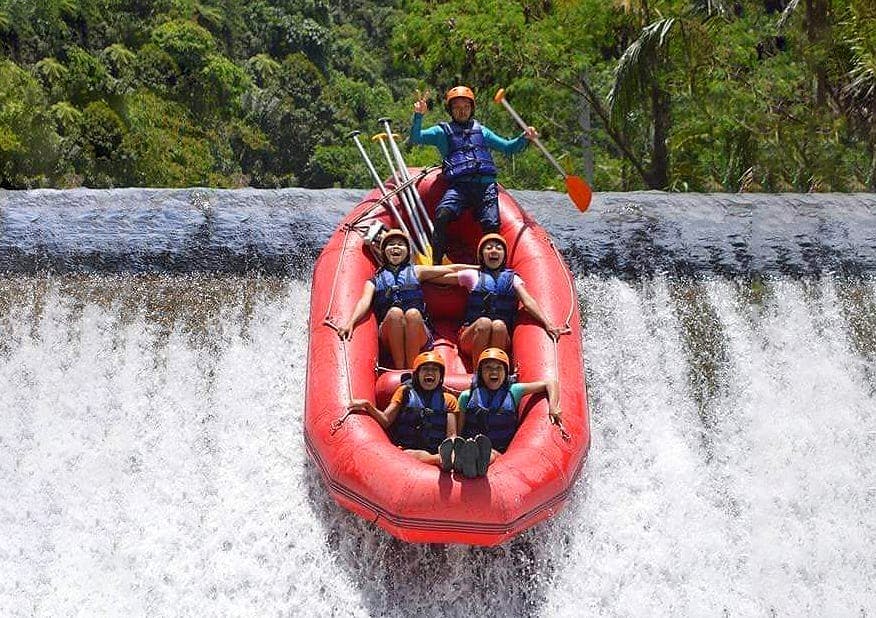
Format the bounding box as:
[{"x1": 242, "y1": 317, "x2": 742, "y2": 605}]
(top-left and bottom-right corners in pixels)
[{"x1": 1, "y1": 189, "x2": 873, "y2": 615}]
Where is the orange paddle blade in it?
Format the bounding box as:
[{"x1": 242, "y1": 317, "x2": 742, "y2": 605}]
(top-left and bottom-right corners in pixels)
[{"x1": 565, "y1": 175, "x2": 592, "y2": 212}]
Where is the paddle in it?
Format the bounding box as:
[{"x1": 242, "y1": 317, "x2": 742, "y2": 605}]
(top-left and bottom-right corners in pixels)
[{"x1": 493, "y1": 88, "x2": 592, "y2": 212}]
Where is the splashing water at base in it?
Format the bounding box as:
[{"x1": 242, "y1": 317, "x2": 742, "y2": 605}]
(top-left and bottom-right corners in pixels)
[{"x1": 0, "y1": 273, "x2": 873, "y2": 615}]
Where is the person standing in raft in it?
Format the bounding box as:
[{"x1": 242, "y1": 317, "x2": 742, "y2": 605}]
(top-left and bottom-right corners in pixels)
[
  {"x1": 454, "y1": 347, "x2": 561, "y2": 478},
  {"x1": 438, "y1": 233, "x2": 565, "y2": 364},
  {"x1": 410, "y1": 86, "x2": 538, "y2": 265},
  {"x1": 337, "y1": 229, "x2": 462, "y2": 369},
  {"x1": 347, "y1": 352, "x2": 460, "y2": 470}
]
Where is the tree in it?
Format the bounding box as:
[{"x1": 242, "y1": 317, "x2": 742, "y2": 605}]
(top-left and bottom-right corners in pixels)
[{"x1": 0, "y1": 60, "x2": 60, "y2": 187}]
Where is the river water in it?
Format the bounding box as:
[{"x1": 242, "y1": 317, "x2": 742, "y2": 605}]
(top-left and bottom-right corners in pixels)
[{"x1": 1, "y1": 189, "x2": 874, "y2": 615}]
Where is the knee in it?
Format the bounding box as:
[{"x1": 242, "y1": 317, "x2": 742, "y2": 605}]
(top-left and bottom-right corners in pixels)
[
  {"x1": 435, "y1": 209, "x2": 453, "y2": 227},
  {"x1": 384, "y1": 307, "x2": 405, "y2": 325},
  {"x1": 491, "y1": 320, "x2": 509, "y2": 337},
  {"x1": 473, "y1": 317, "x2": 492, "y2": 334},
  {"x1": 404, "y1": 308, "x2": 424, "y2": 325}
]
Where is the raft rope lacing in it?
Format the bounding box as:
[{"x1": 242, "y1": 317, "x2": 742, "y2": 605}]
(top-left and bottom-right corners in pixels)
[
  {"x1": 547, "y1": 235, "x2": 574, "y2": 442},
  {"x1": 323, "y1": 222, "x2": 359, "y2": 435}
]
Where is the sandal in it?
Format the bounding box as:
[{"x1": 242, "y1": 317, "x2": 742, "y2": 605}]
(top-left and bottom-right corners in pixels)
[
  {"x1": 439, "y1": 438, "x2": 454, "y2": 472},
  {"x1": 474, "y1": 434, "x2": 492, "y2": 477}
]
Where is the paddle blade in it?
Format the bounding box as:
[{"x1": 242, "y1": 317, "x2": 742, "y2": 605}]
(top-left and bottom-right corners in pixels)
[
  {"x1": 412, "y1": 245, "x2": 453, "y2": 266},
  {"x1": 413, "y1": 248, "x2": 432, "y2": 266},
  {"x1": 565, "y1": 175, "x2": 592, "y2": 212}
]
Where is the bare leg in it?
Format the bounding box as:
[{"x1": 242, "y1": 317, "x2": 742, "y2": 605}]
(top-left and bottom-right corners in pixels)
[
  {"x1": 459, "y1": 317, "x2": 492, "y2": 365},
  {"x1": 404, "y1": 308, "x2": 429, "y2": 367},
  {"x1": 379, "y1": 307, "x2": 406, "y2": 368},
  {"x1": 489, "y1": 319, "x2": 511, "y2": 353},
  {"x1": 404, "y1": 449, "x2": 441, "y2": 466}
]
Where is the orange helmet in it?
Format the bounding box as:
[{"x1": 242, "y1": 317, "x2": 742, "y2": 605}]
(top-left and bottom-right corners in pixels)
[
  {"x1": 476, "y1": 233, "x2": 508, "y2": 265},
  {"x1": 444, "y1": 85, "x2": 475, "y2": 111},
  {"x1": 380, "y1": 228, "x2": 410, "y2": 254},
  {"x1": 413, "y1": 351, "x2": 445, "y2": 374},
  {"x1": 477, "y1": 347, "x2": 509, "y2": 371}
]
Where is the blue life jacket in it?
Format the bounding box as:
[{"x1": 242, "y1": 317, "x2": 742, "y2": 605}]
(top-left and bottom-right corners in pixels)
[
  {"x1": 372, "y1": 264, "x2": 426, "y2": 322},
  {"x1": 462, "y1": 379, "x2": 518, "y2": 452},
  {"x1": 439, "y1": 120, "x2": 498, "y2": 181},
  {"x1": 464, "y1": 268, "x2": 518, "y2": 327},
  {"x1": 389, "y1": 383, "x2": 448, "y2": 453}
]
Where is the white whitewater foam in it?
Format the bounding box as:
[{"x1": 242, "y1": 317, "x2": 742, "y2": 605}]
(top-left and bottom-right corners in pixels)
[{"x1": 0, "y1": 275, "x2": 873, "y2": 616}]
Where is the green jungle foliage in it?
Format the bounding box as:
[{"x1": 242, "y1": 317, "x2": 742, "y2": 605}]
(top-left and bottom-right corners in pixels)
[{"x1": 0, "y1": 0, "x2": 873, "y2": 191}]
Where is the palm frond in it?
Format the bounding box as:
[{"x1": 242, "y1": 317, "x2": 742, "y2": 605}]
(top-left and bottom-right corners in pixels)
[
  {"x1": 690, "y1": 0, "x2": 731, "y2": 19},
  {"x1": 608, "y1": 18, "x2": 677, "y2": 125},
  {"x1": 843, "y1": 3, "x2": 876, "y2": 105},
  {"x1": 776, "y1": 0, "x2": 802, "y2": 31}
]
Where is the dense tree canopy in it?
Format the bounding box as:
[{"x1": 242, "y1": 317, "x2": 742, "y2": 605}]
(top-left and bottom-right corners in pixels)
[{"x1": 0, "y1": 0, "x2": 873, "y2": 190}]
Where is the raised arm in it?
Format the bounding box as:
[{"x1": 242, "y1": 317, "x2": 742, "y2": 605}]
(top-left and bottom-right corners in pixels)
[{"x1": 336, "y1": 281, "x2": 376, "y2": 340}]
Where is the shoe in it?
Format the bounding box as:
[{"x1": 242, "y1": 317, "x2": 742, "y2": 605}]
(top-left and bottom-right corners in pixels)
[
  {"x1": 460, "y1": 439, "x2": 479, "y2": 479},
  {"x1": 474, "y1": 434, "x2": 492, "y2": 477},
  {"x1": 452, "y1": 437, "x2": 466, "y2": 473},
  {"x1": 439, "y1": 438, "x2": 454, "y2": 472}
]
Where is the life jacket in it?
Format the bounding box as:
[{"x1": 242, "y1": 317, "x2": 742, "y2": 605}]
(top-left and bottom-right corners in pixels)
[
  {"x1": 372, "y1": 264, "x2": 426, "y2": 322},
  {"x1": 462, "y1": 378, "x2": 518, "y2": 452},
  {"x1": 389, "y1": 382, "x2": 448, "y2": 453},
  {"x1": 464, "y1": 268, "x2": 518, "y2": 327},
  {"x1": 439, "y1": 120, "x2": 498, "y2": 181}
]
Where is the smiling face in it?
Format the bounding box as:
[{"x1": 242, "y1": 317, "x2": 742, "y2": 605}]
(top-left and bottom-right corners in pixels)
[
  {"x1": 449, "y1": 98, "x2": 473, "y2": 123},
  {"x1": 383, "y1": 237, "x2": 409, "y2": 266},
  {"x1": 479, "y1": 358, "x2": 507, "y2": 390},
  {"x1": 416, "y1": 363, "x2": 443, "y2": 391},
  {"x1": 479, "y1": 239, "x2": 506, "y2": 270}
]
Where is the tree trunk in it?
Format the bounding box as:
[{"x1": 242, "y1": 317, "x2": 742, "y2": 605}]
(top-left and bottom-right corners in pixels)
[
  {"x1": 805, "y1": 0, "x2": 829, "y2": 107},
  {"x1": 869, "y1": 138, "x2": 876, "y2": 192},
  {"x1": 578, "y1": 74, "x2": 593, "y2": 184},
  {"x1": 645, "y1": 81, "x2": 670, "y2": 189}
]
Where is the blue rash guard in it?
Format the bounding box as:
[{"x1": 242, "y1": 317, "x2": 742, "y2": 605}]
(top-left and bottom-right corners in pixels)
[{"x1": 410, "y1": 113, "x2": 529, "y2": 184}]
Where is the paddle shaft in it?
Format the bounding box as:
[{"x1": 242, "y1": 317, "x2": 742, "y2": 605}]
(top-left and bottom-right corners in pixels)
[
  {"x1": 496, "y1": 98, "x2": 568, "y2": 178},
  {"x1": 372, "y1": 134, "x2": 429, "y2": 255},
  {"x1": 377, "y1": 119, "x2": 434, "y2": 235},
  {"x1": 348, "y1": 131, "x2": 413, "y2": 242}
]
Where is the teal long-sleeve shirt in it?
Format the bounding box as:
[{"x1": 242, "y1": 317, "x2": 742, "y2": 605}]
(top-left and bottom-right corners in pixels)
[{"x1": 409, "y1": 113, "x2": 529, "y2": 181}]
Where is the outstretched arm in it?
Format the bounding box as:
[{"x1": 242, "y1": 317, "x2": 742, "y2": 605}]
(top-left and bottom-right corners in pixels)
[
  {"x1": 516, "y1": 379, "x2": 561, "y2": 423},
  {"x1": 482, "y1": 126, "x2": 537, "y2": 156},
  {"x1": 514, "y1": 281, "x2": 566, "y2": 340},
  {"x1": 346, "y1": 398, "x2": 402, "y2": 430},
  {"x1": 336, "y1": 281, "x2": 376, "y2": 339},
  {"x1": 415, "y1": 263, "x2": 475, "y2": 283}
]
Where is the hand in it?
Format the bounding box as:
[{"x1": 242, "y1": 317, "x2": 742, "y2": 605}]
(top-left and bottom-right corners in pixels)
[
  {"x1": 413, "y1": 95, "x2": 428, "y2": 115},
  {"x1": 546, "y1": 325, "x2": 569, "y2": 340},
  {"x1": 336, "y1": 323, "x2": 353, "y2": 340},
  {"x1": 523, "y1": 126, "x2": 539, "y2": 141}
]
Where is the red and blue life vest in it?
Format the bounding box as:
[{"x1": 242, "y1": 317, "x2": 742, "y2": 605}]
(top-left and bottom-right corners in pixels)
[
  {"x1": 462, "y1": 380, "x2": 518, "y2": 452},
  {"x1": 439, "y1": 120, "x2": 498, "y2": 181},
  {"x1": 389, "y1": 384, "x2": 448, "y2": 453},
  {"x1": 464, "y1": 268, "x2": 518, "y2": 327},
  {"x1": 372, "y1": 264, "x2": 426, "y2": 322}
]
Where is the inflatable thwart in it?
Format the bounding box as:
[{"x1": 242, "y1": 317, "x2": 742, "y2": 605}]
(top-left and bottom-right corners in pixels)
[{"x1": 304, "y1": 169, "x2": 590, "y2": 546}]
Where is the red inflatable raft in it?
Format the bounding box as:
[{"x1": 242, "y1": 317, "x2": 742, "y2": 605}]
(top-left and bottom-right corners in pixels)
[{"x1": 304, "y1": 169, "x2": 590, "y2": 546}]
